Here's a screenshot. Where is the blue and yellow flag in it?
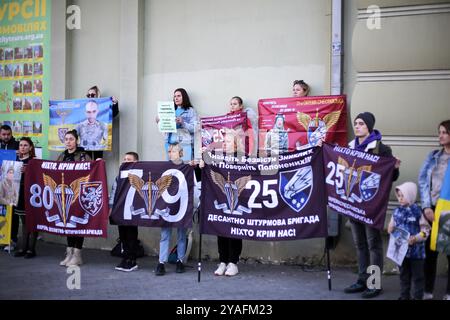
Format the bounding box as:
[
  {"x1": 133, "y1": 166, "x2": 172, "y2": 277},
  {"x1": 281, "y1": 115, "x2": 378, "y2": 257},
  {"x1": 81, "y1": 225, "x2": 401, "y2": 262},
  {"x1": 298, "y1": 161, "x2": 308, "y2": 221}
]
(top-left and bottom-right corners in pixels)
[
  {"x1": 430, "y1": 165, "x2": 450, "y2": 253},
  {"x1": 0, "y1": 206, "x2": 12, "y2": 246}
]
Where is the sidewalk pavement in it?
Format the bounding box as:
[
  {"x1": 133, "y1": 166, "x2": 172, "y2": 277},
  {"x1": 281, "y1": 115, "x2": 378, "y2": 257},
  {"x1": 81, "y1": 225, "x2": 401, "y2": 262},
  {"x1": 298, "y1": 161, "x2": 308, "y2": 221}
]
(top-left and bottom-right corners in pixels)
[{"x1": 0, "y1": 241, "x2": 447, "y2": 300}]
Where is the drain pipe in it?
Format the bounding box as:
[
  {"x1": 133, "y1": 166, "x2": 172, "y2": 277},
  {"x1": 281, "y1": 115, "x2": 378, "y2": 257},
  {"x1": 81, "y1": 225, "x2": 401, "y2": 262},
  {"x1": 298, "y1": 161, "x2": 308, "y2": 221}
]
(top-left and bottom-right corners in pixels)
[
  {"x1": 331, "y1": 0, "x2": 343, "y2": 95},
  {"x1": 327, "y1": 0, "x2": 343, "y2": 246}
]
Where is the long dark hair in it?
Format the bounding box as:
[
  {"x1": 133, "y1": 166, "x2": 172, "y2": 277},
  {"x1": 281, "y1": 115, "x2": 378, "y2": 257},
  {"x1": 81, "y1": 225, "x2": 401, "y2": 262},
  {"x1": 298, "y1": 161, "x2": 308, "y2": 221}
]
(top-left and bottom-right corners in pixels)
[
  {"x1": 231, "y1": 96, "x2": 243, "y2": 106},
  {"x1": 19, "y1": 137, "x2": 36, "y2": 158},
  {"x1": 174, "y1": 88, "x2": 193, "y2": 110},
  {"x1": 439, "y1": 120, "x2": 450, "y2": 134}
]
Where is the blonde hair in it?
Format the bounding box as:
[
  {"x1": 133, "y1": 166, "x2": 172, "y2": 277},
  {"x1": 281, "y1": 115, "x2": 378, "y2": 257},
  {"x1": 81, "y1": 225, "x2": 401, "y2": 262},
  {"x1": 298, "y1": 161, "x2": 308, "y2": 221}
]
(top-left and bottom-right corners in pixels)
[{"x1": 223, "y1": 128, "x2": 245, "y2": 153}]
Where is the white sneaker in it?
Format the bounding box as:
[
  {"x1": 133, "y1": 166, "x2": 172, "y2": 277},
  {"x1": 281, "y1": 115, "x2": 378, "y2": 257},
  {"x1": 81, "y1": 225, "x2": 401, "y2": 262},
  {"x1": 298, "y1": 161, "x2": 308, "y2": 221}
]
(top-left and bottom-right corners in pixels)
[
  {"x1": 3, "y1": 242, "x2": 16, "y2": 252},
  {"x1": 214, "y1": 262, "x2": 227, "y2": 276},
  {"x1": 423, "y1": 292, "x2": 433, "y2": 300},
  {"x1": 443, "y1": 294, "x2": 450, "y2": 300},
  {"x1": 225, "y1": 263, "x2": 239, "y2": 276}
]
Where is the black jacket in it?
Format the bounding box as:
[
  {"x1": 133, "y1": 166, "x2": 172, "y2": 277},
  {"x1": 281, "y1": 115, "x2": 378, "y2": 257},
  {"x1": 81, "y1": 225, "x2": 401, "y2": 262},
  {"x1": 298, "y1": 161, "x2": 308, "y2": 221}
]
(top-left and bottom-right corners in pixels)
[{"x1": 0, "y1": 137, "x2": 19, "y2": 150}]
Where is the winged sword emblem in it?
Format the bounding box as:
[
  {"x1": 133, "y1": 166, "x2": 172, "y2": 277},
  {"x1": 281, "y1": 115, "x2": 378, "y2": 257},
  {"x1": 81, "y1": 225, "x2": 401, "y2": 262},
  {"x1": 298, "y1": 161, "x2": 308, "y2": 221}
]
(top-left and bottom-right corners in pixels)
[
  {"x1": 297, "y1": 109, "x2": 341, "y2": 146},
  {"x1": 210, "y1": 171, "x2": 251, "y2": 212},
  {"x1": 128, "y1": 172, "x2": 173, "y2": 215},
  {"x1": 43, "y1": 173, "x2": 90, "y2": 227}
]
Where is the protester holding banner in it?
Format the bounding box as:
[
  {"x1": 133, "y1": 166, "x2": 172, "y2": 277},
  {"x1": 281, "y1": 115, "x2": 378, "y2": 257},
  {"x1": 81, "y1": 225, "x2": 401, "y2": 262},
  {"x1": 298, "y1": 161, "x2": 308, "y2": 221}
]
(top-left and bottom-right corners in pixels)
[
  {"x1": 344, "y1": 112, "x2": 400, "y2": 299},
  {"x1": 292, "y1": 80, "x2": 310, "y2": 97},
  {"x1": 84, "y1": 85, "x2": 119, "y2": 160},
  {"x1": 418, "y1": 119, "x2": 450, "y2": 300},
  {"x1": 157, "y1": 88, "x2": 198, "y2": 161},
  {"x1": 212, "y1": 133, "x2": 246, "y2": 277},
  {"x1": 227, "y1": 96, "x2": 258, "y2": 156},
  {"x1": 13, "y1": 138, "x2": 39, "y2": 259},
  {"x1": 110, "y1": 151, "x2": 140, "y2": 272},
  {"x1": 0, "y1": 125, "x2": 20, "y2": 151},
  {"x1": 387, "y1": 182, "x2": 430, "y2": 300},
  {"x1": 156, "y1": 143, "x2": 188, "y2": 276},
  {"x1": 57, "y1": 130, "x2": 92, "y2": 267}
]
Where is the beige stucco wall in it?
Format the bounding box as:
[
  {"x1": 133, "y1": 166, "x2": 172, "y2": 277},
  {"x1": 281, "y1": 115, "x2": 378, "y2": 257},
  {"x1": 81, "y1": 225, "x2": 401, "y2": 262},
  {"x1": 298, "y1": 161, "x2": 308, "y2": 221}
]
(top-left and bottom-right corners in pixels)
[
  {"x1": 46, "y1": 0, "x2": 124, "y2": 251},
  {"x1": 140, "y1": 0, "x2": 333, "y2": 263},
  {"x1": 347, "y1": 0, "x2": 450, "y2": 273},
  {"x1": 46, "y1": 0, "x2": 449, "y2": 274},
  {"x1": 47, "y1": 0, "x2": 337, "y2": 265}
]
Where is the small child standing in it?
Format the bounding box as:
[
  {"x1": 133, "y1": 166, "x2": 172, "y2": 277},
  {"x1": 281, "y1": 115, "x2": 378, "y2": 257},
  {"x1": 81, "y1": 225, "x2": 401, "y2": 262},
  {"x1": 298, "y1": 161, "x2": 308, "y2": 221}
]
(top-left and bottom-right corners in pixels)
[
  {"x1": 155, "y1": 143, "x2": 188, "y2": 276},
  {"x1": 388, "y1": 182, "x2": 431, "y2": 300},
  {"x1": 110, "y1": 151, "x2": 140, "y2": 272}
]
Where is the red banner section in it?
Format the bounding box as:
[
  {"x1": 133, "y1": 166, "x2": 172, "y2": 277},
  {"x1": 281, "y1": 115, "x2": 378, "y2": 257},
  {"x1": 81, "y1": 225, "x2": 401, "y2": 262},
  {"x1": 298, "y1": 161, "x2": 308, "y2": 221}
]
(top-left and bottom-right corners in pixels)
[
  {"x1": 201, "y1": 112, "x2": 251, "y2": 155},
  {"x1": 258, "y1": 95, "x2": 347, "y2": 154},
  {"x1": 25, "y1": 159, "x2": 109, "y2": 237}
]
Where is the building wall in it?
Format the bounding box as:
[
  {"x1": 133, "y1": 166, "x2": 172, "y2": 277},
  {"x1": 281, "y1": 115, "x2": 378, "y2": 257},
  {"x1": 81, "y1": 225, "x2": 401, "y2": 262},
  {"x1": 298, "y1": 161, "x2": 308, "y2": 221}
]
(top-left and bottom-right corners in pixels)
[
  {"x1": 47, "y1": 0, "x2": 337, "y2": 265},
  {"x1": 140, "y1": 0, "x2": 333, "y2": 263},
  {"x1": 346, "y1": 0, "x2": 450, "y2": 272},
  {"x1": 46, "y1": 0, "x2": 449, "y2": 273},
  {"x1": 47, "y1": 0, "x2": 124, "y2": 250}
]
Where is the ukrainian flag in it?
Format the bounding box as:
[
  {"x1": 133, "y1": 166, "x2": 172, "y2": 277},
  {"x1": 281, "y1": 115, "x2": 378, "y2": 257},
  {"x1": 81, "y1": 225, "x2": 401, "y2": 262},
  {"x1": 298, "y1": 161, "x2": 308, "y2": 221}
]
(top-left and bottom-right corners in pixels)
[
  {"x1": 430, "y1": 165, "x2": 450, "y2": 252},
  {"x1": 0, "y1": 206, "x2": 13, "y2": 246}
]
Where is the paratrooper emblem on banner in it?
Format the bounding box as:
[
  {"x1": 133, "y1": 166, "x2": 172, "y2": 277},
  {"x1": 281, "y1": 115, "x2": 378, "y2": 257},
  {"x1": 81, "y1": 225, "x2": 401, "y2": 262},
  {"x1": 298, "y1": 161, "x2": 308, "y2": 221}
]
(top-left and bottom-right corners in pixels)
[
  {"x1": 211, "y1": 171, "x2": 252, "y2": 215},
  {"x1": 128, "y1": 173, "x2": 173, "y2": 219},
  {"x1": 43, "y1": 173, "x2": 91, "y2": 228},
  {"x1": 297, "y1": 109, "x2": 341, "y2": 146},
  {"x1": 279, "y1": 167, "x2": 313, "y2": 212},
  {"x1": 336, "y1": 157, "x2": 380, "y2": 203}
]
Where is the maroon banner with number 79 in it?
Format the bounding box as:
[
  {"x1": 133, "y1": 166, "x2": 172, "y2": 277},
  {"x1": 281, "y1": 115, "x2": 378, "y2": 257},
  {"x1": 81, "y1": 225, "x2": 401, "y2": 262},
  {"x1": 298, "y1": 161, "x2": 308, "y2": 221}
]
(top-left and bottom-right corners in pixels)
[{"x1": 25, "y1": 159, "x2": 109, "y2": 237}]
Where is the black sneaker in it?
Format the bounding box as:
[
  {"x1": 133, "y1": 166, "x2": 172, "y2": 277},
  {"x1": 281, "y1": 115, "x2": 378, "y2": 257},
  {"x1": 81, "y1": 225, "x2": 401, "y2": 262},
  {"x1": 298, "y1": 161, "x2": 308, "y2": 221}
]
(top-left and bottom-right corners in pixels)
[
  {"x1": 344, "y1": 281, "x2": 366, "y2": 293},
  {"x1": 120, "y1": 259, "x2": 138, "y2": 272},
  {"x1": 115, "y1": 258, "x2": 128, "y2": 271},
  {"x1": 176, "y1": 260, "x2": 185, "y2": 273},
  {"x1": 14, "y1": 250, "x2": 26, "y2": 257},
  {"x1": 155, "y1": 263, "x2": 165, "y2": 276},
  {"x1": 24, "y1": 250, "x2": 36, "y2": 259},
  {"x1": 362, "y1": 288, "x2": 383, "y2": 299}
]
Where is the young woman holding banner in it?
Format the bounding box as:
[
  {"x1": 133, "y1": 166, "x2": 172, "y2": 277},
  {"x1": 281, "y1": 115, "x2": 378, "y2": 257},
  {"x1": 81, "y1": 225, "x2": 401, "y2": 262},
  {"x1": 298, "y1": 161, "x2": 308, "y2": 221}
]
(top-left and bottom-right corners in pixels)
[
  {"x1": 83, "y1": 85, "x2": 119, "y2": 160},
  {"x1": 292, "y1": 79, "x2": 310, "y2": 97},
  {"x1": 212, "y1": 126, "x2": 248, "y2": 277},
  {"x1": 57, "y1": 130, "x2": 92, "y2": 267},
  {"x1": 418, "y1": 119, "x2": 450, "y2": 300},
  {"x1": 156, "y1": 88, "x2": 198, "y2": 161},
  {"x1": 227, "y1": 96, "x2": 258, "y2": 156},
  {"x1": 13, "y1": 137, "x2": 38, "y2": 259}
]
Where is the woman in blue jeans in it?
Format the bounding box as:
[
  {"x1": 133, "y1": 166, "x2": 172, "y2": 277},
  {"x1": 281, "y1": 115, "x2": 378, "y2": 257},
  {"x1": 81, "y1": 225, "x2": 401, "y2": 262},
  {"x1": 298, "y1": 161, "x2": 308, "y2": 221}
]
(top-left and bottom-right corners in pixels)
[
  {"x1": 418, "y1": 119, "x2": 450, "y2": 300},
  {"x1": 155, "y1": 143, "x2": 189, "y2": 275}
]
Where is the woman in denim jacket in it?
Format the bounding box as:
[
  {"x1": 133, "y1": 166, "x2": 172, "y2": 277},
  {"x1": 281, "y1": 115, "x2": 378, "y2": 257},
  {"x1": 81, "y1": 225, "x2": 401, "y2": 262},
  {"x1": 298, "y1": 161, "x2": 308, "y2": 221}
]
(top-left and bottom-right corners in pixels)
[
  {"x1": 157, "y1": 88, "x2": 198, "y2": 161},
  {"x1": 418, "y1": 119, "x2": 450, "y2": 300}
]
